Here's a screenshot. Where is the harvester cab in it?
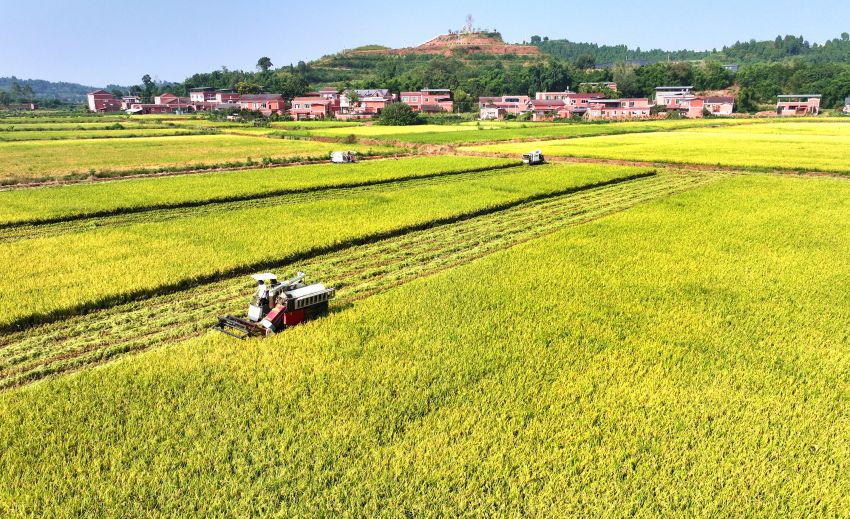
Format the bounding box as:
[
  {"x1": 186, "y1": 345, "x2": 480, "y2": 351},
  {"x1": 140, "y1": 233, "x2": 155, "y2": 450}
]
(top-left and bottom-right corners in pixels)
[
  {"x1": 331, "y1": 150, "x2": 356, "y2": 163},
  {"x1": 215, "y1": 272, "x2": 336, "y2": 339},
  {"x1": 522, "y1": 150, "x2": 545, "y2": 165}
]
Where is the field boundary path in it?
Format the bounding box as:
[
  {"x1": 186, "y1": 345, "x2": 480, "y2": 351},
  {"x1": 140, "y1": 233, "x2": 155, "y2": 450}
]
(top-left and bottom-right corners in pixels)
[{"x1": 0, "y1": 171, "x2": 724, "y2": 390}]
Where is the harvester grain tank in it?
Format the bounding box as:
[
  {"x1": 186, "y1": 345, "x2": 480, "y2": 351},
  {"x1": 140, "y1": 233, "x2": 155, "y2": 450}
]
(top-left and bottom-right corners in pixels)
[{"x1": 215, "y1": 272, "x2": 336, "y2": 339}]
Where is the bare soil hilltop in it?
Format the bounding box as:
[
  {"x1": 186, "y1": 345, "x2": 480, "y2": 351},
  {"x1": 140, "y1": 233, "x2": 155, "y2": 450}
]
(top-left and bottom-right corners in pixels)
[{"x1": 348, "y1": 31, "x2": 540, "y2": 57}]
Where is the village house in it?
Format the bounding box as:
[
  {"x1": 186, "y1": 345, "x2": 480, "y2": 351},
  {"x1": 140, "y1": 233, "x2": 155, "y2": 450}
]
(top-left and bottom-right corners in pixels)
[
  {"x1": 479, "y1": 105, "x2": 506, "y2": 120},
  {"x1": 703, "y1": 96, "x2": 735, "y2": 116},
  {"x1": 189, "y1": 87, "x2": 217, "y2": 103},
  {"x1": 776, "y1": 95, "x2": 821, "y2": 116},
  {"x1": 655, "y1": 86, "x2": 694, "y2": 107},
  {"x1": 339, "y1": 89, "x2": 395, "y2": 119},
  {"x1": 289, "y1": 94, "x2": 335, "y2": 120},
  {"x1": 120, "y1": 96, "x2": 141, "y2": 110},
  {"x1": 87, "y1": 90, "x2": 122, "y2": 112},
  {"x1": 239, "y1": 93, "x2": 285, "y2": 116},
  {"x1": 585, "y1": 98, "x2": 651, "y2": 121},
  {"x1": 477, "y1": 95, "x2": 530, "y2": 119},
  {"x1": 844, "y1": 97, "x2": 850, "y2": 115},
  {"x1": 400, "y1": 89, "x2": 454, "y2": 112},
  {"x1": 535, "y1": 91, "x2": 575, "y2": 101},
  {"x1": 528, "y1": 99, "x2": 566, "y2": 121}
]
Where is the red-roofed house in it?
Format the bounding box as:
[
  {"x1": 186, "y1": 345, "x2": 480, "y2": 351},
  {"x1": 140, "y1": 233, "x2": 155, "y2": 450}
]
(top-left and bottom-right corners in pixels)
[
  {"x1": 585, "y1": 98, "x2": 651, "y2": 121},
  {"x1": 87, "y1": 90, "x2": 122, "y2": 113},
  {"x1": 239, "y1": 94, "x2": 285, "y2": 116},
  {"x1": 400, "y1": 89, "x2": 453, "y2": 112}
]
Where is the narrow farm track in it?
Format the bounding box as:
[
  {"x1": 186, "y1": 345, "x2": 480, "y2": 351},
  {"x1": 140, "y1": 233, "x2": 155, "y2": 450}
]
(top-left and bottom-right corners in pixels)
[
  {"x1": 0, "y1": 171, "x2": 724, "y2": 390},
  {"x1": 0, "y1": 164, "x2": 520, "y2": 243}
]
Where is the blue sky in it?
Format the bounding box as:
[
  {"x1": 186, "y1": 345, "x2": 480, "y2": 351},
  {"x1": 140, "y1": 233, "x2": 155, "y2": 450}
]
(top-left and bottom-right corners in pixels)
[{"x1": 2, "y1": 0, "x2": 848, "y2": 86}]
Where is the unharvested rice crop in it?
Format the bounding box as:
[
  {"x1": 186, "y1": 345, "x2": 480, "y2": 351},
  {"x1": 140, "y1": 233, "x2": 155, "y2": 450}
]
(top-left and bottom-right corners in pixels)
[
  {"x1": 0, "y1": 156, "x2": 515, "y2": 225},
  {"x1": 2, "y1": 174, "x2": 849, "y2": 515},
  {"x1": 462, "y1": 128, "x2": 850, "y2": 173},
  {"x1": 0, "y1": 134, "x2": 400, "y2": 184},
  {"x1": 317, "y1": 118, "x2": 767, "y2": 145},
  {"x1": 0, "y1": 163, "x2": 647, "y2": 329}
]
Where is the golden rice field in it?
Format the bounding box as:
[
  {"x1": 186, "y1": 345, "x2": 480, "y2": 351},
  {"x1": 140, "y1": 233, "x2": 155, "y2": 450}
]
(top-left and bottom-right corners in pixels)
[
  {"x1": 462, "y1": 123, "x2": 850, "y2": 173},
  {"x1": 1, "y1": 114, "x2": 850, "y2": 515},
  {"x1": 0, "y1": 134, "x2": 401, "y2": 184}
]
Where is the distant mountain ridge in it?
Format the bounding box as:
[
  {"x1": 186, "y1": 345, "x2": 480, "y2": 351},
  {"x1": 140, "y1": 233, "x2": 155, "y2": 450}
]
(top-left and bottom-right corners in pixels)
[
  {"x1": 0, "y1": 77, "x2": 134, "y2": 102},
  {"x1": 533, "y1": 33, "x2": 850, "y2": 66}
]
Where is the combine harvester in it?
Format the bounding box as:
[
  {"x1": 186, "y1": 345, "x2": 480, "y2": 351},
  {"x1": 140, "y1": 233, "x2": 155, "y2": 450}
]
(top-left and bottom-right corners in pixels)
[
  {"x1": 215, "y1": 272, "x2": 336, "y2": 339},
  {"x1": 331, "y1": 150, "x2": 356, "y2": 163},
  {"x1": 522, "y1": 150, "x2": 545, "y2": 165}
]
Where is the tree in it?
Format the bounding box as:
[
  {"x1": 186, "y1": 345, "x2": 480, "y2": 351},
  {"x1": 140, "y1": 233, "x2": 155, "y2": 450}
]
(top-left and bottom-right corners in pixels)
[
  {"x1": 141, "y1": 74, "x2": 155, "y2": 103},
  {"x1": 530, "y1": 35, "x2": 542, "y2": 45},
  {"x1": 843, "y1": 32, "x2": 849, "y2": 41},
  {"x1": 0, "y1": 91, "x2": 11, "y2": 106},
  {"x1": 377, "y1": 102, "x2": 420, "y2": 125},
  {"x1": 737, "y1": 87, "x2": 758, "y2": 113},
  {"x1": 574, "y1": 54, "x2": 596, "y2": 70},
  {"x1": 257, "y1": 57, "x2": 273, "y2": 72},
  {"x1": 235, "y1": 81, "x2": 263, "y2": 94}
]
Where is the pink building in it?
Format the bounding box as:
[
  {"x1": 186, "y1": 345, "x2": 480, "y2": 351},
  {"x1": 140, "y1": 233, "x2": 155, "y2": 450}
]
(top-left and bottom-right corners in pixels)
[
  {"x1": 535, "y1": 91, "x2": 575, "y2": 101},
  {"x1": 400, "y1": 89, "x2": 454, "y2": 113},
  {"x1": 290, "y1": 95, "x2": 335, "y2": 120},
  {"x1": 703, "y1": 96, "x2": 735, "y2": 116},
  {"x1": 239, "y1": 94, "x2": 285, "y2": 116},
  {"x1": 655, "y1": 86, "x2": 695, "y2": 107},
  {"x1": 585, "y1": 98, "x2": 651, "y2": 121},
  {"x1": 86, "y1": 90, "x2": 122, "y2": 112},
  {"x1": 776, "y1": 95, "x2": 821, "y2": 116}
]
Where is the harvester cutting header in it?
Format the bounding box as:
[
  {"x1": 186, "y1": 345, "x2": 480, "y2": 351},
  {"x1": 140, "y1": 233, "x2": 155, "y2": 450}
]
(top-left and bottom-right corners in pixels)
[{"x1": 215, "y1": 272, "x2": 335, "y2": 339}]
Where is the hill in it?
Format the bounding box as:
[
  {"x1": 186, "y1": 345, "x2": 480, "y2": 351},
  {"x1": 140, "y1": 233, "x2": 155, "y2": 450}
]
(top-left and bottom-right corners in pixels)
[{"x1": 348, "y1": 31, "x2": 539, "y2": 57}]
